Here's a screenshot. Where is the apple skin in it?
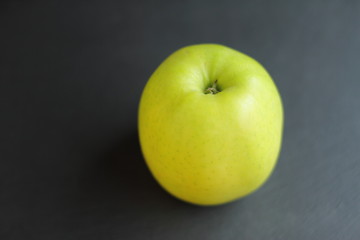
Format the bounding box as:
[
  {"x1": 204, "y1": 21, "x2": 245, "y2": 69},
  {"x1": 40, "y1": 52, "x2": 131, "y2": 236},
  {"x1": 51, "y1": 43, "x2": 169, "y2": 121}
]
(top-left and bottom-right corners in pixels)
[{"x1": 138, "y1": 44, "x2": 283, "y2": 206}]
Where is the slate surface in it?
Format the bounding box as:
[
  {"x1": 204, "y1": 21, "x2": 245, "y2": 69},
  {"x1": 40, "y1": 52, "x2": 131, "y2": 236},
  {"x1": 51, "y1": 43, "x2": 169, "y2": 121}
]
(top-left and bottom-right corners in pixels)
[{"x1": 1, "y1": 0, "x2": 360, "y2": 239}]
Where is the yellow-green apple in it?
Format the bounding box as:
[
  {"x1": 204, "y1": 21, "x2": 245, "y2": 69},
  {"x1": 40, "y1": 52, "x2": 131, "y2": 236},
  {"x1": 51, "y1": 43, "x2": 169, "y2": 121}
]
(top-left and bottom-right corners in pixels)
[{"x1": 138, "y1": 44, "x2": 283, "y2": 206}]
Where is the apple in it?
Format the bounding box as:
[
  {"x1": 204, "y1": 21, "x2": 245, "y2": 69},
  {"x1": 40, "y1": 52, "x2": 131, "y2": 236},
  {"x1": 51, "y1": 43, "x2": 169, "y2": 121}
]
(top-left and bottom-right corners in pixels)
[{"x1": 138, "y1": 44, "x2": 283, "y2": 206}]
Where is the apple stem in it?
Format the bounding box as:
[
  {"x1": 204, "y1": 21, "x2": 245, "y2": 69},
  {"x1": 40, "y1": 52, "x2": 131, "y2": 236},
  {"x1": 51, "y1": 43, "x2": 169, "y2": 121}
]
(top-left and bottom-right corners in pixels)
[{"x1": 204, "y1": 80, "x2": 220, "y2": 94}]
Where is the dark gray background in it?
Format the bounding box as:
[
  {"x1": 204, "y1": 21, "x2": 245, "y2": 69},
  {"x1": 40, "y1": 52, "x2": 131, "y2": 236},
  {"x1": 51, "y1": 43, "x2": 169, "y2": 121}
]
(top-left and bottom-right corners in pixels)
[{"x1": 1, "y1": 0, "x2": 360, "y2": 239}]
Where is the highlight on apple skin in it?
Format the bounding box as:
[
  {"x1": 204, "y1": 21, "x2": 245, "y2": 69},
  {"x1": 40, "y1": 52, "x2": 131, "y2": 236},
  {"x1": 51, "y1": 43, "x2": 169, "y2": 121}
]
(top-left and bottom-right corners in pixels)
[{"x1": 138, "y1": 44, "x2": 283, "y2": 206}]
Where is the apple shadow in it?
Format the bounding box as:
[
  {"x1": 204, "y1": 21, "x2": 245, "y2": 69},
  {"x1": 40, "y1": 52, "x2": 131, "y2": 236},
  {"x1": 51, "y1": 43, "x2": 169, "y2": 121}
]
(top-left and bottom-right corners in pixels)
[{"x1": 72, "y1": 130, "x2": 194, "y2": 213}]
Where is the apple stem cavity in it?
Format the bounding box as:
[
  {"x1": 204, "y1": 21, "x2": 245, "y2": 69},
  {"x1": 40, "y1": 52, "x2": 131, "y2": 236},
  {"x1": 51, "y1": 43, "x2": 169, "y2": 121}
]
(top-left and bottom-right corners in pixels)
[{"x1": 204, "y1": 80, "x2": 220, "y2": 95}]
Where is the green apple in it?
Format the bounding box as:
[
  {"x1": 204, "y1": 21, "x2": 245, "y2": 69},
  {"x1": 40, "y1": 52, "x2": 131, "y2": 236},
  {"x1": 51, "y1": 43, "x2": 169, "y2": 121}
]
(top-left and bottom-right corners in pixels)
[{"x1": 138, "y1": 44, "x2": 283, "y2": 206}]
